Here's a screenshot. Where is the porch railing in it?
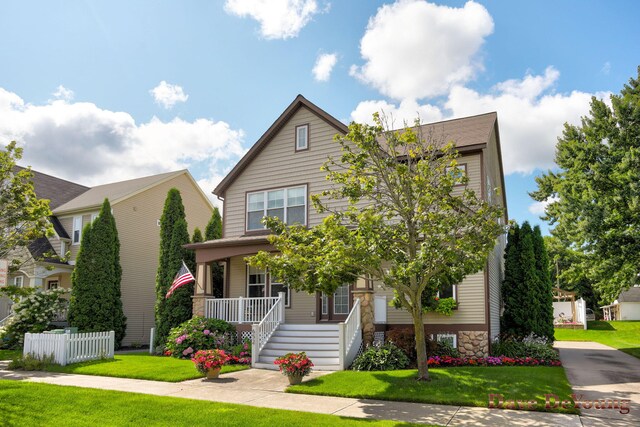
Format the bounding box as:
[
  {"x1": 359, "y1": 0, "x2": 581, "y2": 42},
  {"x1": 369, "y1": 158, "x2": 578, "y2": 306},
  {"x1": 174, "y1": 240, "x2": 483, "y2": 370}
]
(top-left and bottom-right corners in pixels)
[
  {"x1": 205, "y1": 296, "x2": 279, "y2": 324},
  {"x1": 339, "y1": 297, "x2": 362, "y2": 370},
  {"x1": 251, "y1": 292, "x2": 285, "y2": 367},
  {"x1": 0, "y1": 312, "x2": 14, "y2": 328}
]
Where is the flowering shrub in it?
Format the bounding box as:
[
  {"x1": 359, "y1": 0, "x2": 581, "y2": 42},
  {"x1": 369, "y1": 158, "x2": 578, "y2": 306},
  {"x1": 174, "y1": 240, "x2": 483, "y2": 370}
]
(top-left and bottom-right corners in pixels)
[
  {"x1": 0, "y1": 288, "x2": 68, "y2": 349},
  {"x1": 427, "y1": 355, "x2": 562, "y2": 367},
  {"x1": 228, "y1": 340, "x2": 251, "y2": 365},
  {"x1": 191, "y1": 349, "x2": 229, "y2": 374},
  {"x1": 164, "y1": 316, "x2": 235, "y2": 358},
  {"x1": 274, "y1": 352, "x2": 314, "y2": 377}
]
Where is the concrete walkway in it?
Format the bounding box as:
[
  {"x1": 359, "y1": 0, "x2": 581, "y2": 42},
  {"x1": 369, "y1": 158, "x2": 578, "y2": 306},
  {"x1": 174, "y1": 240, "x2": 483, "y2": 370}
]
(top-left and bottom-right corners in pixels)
[
  {"x1": 0, "y1": 361, "x2": 583, "y2": 427},
  {"x1": 556, "y1": 341, "x2": 640, "y2": 426}
]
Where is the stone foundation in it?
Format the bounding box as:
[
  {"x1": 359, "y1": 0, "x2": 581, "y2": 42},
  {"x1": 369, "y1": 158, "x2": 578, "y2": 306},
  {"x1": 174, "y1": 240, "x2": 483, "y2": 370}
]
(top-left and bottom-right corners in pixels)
[
  {"x1": 457, "y1": 331, "x2": 489, "y2": 358},
  {"x1": 353, "y1": 290, "x2": 375, "y2": 347},
  {"x1": 192, "y1": 295, "x2": 206, "y2": 317}
]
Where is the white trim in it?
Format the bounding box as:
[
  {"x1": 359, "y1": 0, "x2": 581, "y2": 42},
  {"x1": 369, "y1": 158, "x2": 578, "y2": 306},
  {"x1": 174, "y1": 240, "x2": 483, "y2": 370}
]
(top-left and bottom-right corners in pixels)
[
  {"x1": 296, "y1": 124, "x2": 309, "y2": 150},
  {"x1": 246, "y1": 185, "x2": 307, "y2": 231}
]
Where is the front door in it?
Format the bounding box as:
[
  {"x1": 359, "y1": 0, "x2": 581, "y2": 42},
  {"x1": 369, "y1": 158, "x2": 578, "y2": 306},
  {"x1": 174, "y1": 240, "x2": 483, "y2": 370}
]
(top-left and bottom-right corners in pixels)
[{"x1": 318, "y1": 284, "x2": 351, "y2": 322}]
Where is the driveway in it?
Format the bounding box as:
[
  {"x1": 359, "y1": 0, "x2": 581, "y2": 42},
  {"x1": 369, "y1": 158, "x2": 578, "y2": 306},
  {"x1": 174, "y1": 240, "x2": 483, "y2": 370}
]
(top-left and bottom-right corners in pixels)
[{"x1": 556, "y1": 341, "x2": 640, "y2": 426}]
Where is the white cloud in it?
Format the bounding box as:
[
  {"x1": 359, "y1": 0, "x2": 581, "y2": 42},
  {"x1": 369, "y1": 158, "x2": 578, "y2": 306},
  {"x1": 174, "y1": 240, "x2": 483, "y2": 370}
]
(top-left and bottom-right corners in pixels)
[
  {"x1": 150, "y1": 81, "x2": 189, "y2": 109},
  {"x1": 224, "y1": 0, "x2": 325, "y2": 40},
  {"x1": 350, "y1": 68, "x2": 607, "y2": 175},
  {"x1": 350, "y1": 0, "x2": 494, "y2": 100},
  {"x1": 312, "y1": 52, "x2": 337, "y2": 82},
  {"x1": 601, "y1": 61, "x2": 611, "y2": 75},
  {"x1": 350, "y1": 98, "x2": 443, "y2": 126},
  {"x1": 0, "y1": 87, "x2": 246, "y2": 198},
  {"x1": 52, "y1": 85, "x2": 74, "y2": 101},
  {"x1": 528, "y1": 196, "x2": 559, "y2": 215}
]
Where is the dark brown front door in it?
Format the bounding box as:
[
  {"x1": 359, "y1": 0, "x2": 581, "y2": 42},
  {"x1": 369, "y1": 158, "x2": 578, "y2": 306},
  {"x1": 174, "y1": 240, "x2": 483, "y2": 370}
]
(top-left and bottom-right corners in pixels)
[{"x1": 318, "y1": 284, "x2": 351, "y2": 322}]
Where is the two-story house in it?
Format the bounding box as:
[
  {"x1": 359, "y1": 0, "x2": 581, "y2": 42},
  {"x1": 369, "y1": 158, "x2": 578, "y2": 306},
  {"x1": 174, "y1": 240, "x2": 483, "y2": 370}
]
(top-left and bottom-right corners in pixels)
[
  {"x1": 188, "y1": 95, "x2": 508, "y2": 370},
  {"x1": 2, "y1": 169, "x2": 214, "y2": 346}
]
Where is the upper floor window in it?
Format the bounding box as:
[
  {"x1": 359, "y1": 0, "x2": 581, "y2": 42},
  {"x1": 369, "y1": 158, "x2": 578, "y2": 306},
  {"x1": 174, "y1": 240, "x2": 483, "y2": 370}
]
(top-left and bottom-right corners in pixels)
[
  {"x1": 295, "y1": 124, "x2": 309, "y2": 151},
  {"x1": 438, "y1": 284, "x2": 457, "y2": 301},
  {"x1": 446, "y1": 164, "x2": 467, "y2": 186},
  {"x1": 72, "y1": 216, "x2": 82, "y2": 245},
  {"x1": 246, "y1": 185, "x2": 307, "y2": 231},
  {"x1": 14, "y1": 276, "x2": 23, "y2": 287}
]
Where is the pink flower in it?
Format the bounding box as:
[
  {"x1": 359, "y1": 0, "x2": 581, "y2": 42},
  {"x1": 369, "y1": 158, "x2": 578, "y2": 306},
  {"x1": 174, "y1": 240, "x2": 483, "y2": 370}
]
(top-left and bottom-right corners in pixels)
[
  {"x1": 183, "y1": 347, "x2": 194, "y2": 356},
  {"x1": 203, "y1": 330, "x2": 210, "y2": 335}
]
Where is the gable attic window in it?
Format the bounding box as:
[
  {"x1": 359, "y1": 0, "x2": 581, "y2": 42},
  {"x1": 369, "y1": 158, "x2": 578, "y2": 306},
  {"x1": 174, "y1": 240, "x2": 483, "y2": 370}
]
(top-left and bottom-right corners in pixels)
[
  {"x1": 72, "y1": 216, "x2": 82, "y2": 245},
  {"x1": 295, "y1": 124, "x2": 309, "y2": 151},
  {"x1": 14, "y1": 276, "x2": 23, "y2": 288},
  {"x1": 246, "y1": 185, "x2": 307, "y2": 231}
]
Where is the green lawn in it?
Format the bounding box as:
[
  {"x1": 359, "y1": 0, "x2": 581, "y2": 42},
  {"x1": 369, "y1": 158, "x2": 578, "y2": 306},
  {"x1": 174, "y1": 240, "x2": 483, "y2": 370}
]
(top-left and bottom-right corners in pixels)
[
  {"x1": 0, "y1": 380, "x2": 420, "y2": 427},
  {"x1": 0, "y1": 349, "x2": 21, "y2": 360},
  {"x1": 42, "y1": 353, "x2": 249, "y2": 382},
  {"x1": 555, "y1": 320, "x2": 640, "y2": 359},
  {"x1": 289, "y1": 367, "x2": 578, "y2": 414}
]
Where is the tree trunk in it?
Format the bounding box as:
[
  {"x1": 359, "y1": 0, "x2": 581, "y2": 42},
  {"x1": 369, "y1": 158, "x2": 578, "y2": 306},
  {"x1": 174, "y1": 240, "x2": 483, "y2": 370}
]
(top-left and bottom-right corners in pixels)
[{"x1": 412, "y1": 309, "x2": 430, "y2": 381}]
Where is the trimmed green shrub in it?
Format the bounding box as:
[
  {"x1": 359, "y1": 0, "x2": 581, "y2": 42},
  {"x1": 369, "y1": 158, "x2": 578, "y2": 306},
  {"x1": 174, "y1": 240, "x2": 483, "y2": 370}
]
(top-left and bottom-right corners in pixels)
[
  {"x1": 385, "y1": 328, "x2": 460, "y2": 362},
  {"x1": 164, "y1": 316, "x2": 236, "y2": 358},
  {"x1": 351, "y1": 342, "x2": 410, "y2": 371},
  {"x1": 491, "y1": 334, "x2": 559, "y2": 361}
]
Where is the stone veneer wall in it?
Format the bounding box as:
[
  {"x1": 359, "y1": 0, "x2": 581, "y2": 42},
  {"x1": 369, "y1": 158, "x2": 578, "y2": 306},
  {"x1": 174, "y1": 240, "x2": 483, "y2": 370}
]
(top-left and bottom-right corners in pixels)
[{"x1": 457, "y1": 331, "x2": 489, "y2": 358}]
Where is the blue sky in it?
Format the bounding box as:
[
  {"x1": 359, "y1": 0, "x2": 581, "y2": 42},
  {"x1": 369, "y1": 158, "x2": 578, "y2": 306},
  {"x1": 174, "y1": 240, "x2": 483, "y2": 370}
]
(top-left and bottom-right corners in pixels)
[{"x1": 1, "y1": 1, "x2": 638, "y2": 232}]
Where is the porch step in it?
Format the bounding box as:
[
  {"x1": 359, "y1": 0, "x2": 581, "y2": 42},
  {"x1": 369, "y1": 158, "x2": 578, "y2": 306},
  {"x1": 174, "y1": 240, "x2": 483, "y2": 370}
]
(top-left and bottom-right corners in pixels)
[{"x1": 254, "y1": 323, "x2": 342, "y2": 371}]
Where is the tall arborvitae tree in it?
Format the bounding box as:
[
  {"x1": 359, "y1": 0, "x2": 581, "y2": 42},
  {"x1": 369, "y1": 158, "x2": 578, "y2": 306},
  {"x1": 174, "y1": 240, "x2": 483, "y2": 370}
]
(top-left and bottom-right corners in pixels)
[
  {"x1": 533, "y1": 226, "x2": 554, "y2": 340},
  {"x1": 154, "y1": 189, "x2": 192, "y2": 349},
  {"x1": 205, "y1": 208, "x2": 224, "y2": 298},
  {"x1": 69, "y1": 199, "x2": 127, "y2": 347},
  {"x1": 205, "y1": 207, "x2": 222, "y2": 240},
  {"x1": 501, "y1": 221, "x2": 555, "y2": 340},
  {"x1": 192, "y1": 227, "x2": 203, "y2": 243}
]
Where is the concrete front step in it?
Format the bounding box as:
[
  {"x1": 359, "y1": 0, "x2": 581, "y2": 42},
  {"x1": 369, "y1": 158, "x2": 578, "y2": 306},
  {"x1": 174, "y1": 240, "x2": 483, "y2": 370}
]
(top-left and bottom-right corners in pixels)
[
  {"x1": 253, "y1": 361, "x2": 341, "y2": 371},
  {"x1": 258, "y1": 355, "x2": 340, "y2": 366},
  {"x1": 269, "y1": 336, "x2": 338, "y2": 344}
]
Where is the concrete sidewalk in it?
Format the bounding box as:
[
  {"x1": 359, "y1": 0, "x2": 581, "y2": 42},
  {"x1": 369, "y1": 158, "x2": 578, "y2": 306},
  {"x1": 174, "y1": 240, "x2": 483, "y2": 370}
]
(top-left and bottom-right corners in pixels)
[
  {"x1": 556, "y1": 340, "x2": 640, "y2": 426},
  {"x1": 0, "y1": 362, "x2": 583, "y2": 426}
]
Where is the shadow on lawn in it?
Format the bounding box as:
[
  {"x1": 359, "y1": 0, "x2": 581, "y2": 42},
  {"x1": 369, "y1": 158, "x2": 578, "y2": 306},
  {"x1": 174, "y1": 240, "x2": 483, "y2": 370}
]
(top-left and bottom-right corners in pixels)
[{"x1": 587, "y1": 321, "x2": 617, "y2": 330}]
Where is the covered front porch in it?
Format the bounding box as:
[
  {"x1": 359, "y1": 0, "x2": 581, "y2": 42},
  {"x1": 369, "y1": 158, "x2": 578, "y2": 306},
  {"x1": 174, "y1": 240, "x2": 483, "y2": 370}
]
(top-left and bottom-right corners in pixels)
[{"x1": 186, "y1": 236, "x2": 364, "y2": 370}]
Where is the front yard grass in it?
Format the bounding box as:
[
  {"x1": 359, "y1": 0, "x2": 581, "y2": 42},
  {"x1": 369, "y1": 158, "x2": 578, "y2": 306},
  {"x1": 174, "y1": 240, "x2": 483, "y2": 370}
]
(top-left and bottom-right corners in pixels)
[
  {"x1": 42, "y1": 352, "x2": 249, "y2": 382},
  {"x1": 555, "y1": 320, "x2": 640, "y2": 359},
  {"x1": 288, "y1": 367, "x2": 578, "y2": 414},
  {"x1": 0, "y1": 380, "x2": 420, "y2": 427},
  {"x1": 0, "y1": 349, "x2": 21, "y2": 360}
]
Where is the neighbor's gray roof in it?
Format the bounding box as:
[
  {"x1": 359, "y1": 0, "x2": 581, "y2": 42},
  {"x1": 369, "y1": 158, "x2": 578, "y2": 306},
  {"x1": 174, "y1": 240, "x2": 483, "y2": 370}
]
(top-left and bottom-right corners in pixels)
[
  {"x1": 53, "y1": 170, "x2": 185, "y2": 214},
  {"x1": 618, "y1": 287, "x2": 640, "y2": 302},
  {"x1": 14, "y1": 166, "x2": 90, "y2": 210},
  {"x1": 416, "y1": 112, "x2": 497, "y2": 150}
]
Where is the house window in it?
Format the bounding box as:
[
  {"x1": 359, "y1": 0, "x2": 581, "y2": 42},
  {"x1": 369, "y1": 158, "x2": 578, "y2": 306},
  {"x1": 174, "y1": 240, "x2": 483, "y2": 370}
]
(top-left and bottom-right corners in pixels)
[
  {"x1": 446, "y1": 164, "x2": 467, "y2": 185},
  {"x1": 333, "y1": 285, "x2": 350, "y2": 315},
  {"x1": 72, "y1": 216, "x2": 82, "y2": 244},
  {"x1": 91, "y1": 213, "x2": 99, "y2": 223},
  {"x1": 436, "y1": 333, "x2": 457, "y2": 349},
  {"x1": 246, "y1": 185, "x2": 307, "y2": 231},
  {"x1": 295, "y1": 124, "x2": 308, "y2": 151},
  {"x1": 270, "y1": 276, "x2": 290, "y2": 307},
  {"x1": 438, "y1": 284, "x2": 457, "y2": 301},
  {"x1": 60, "y1": 240, "x2": 67, "y2": 256},
  {"x1": 321, "y1": 293, "x2": 328, "y2": 315},
  {"x1": 47, "y1": 280, "x2": 59, "y2": 290},
  {"x1": 247, "y1": 266, "x2": 266, "y2": 297},
  {"x1": 13, "y1": 276, "x2": 23, "y2": 288}
]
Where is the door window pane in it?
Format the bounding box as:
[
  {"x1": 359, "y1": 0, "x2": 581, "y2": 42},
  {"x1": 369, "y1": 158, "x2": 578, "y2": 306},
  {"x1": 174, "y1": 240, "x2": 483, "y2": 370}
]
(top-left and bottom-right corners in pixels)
[
  {"x1": 321, "y1": 293, "x2": 328, "y2": 315},
  {"x1": 333, "y1": 285, "x2": 349, "y2": 315}
]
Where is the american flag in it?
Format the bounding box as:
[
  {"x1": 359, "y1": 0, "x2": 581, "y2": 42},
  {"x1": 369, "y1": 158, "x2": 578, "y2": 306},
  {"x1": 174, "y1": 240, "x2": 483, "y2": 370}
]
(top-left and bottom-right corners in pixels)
[{"x1": 166, "y1": 261, "x2": 195, "y2": 298}]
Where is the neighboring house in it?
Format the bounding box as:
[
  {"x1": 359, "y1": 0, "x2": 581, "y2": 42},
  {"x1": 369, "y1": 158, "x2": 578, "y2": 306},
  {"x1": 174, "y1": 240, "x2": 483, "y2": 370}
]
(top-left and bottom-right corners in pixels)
[
  {"x1": 188, "y1": 95, "x2": 508, "y2": 370},
  {"x1": 1, "y1": 169, "x2": 213, "y2": 345},
  {"x1": 601, "y1": 286, "x2": 640, "y2": 321}
]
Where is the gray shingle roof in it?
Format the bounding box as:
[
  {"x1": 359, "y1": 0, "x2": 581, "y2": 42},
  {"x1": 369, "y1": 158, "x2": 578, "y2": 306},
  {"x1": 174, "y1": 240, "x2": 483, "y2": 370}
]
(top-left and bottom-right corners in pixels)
[
  {"x1": 14, "y1": 166, "x2": 90, "y2": 209},
  {"x1": 53, "y1": 170, "x2": 185, "y2": 214},
  {"x1": 619, "y1": 287, "x2": 640, "y2": 302}
]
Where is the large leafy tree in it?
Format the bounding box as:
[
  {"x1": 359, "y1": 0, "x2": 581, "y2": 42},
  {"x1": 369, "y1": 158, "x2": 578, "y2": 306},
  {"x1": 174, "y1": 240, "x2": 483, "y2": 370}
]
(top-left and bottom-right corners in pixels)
[
  {"x1": 532, "y1": 67, "x2": 640, "y2": 302},
  {"x1": 154, "y1": 189, "x2": 193, "y2": 349},
  {"x1": 68, "y1": 199, "x2": 127, "y2": 347},
  {"x1": 0, "y1": 142, "x2": 52, "y2": 264},
  {"x1": 248, "y1": 115, "x2": 505, "y2": 380}
]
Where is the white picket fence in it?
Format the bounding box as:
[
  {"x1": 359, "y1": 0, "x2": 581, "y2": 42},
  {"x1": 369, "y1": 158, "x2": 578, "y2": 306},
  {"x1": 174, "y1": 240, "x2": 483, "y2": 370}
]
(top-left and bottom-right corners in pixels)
[{"x1": 23, "y1": 331, "x2": 115, "y2": 366}]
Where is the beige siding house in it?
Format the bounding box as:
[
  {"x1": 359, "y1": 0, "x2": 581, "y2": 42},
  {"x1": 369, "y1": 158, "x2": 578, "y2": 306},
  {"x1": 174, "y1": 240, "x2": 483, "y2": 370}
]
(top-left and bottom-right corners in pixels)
[
  {"x1": 189, "y1": 95, "x2": 508, "y2": 370},
  {"x1": 1, "y1": 169, "x2": 213, "y2": 346}
]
